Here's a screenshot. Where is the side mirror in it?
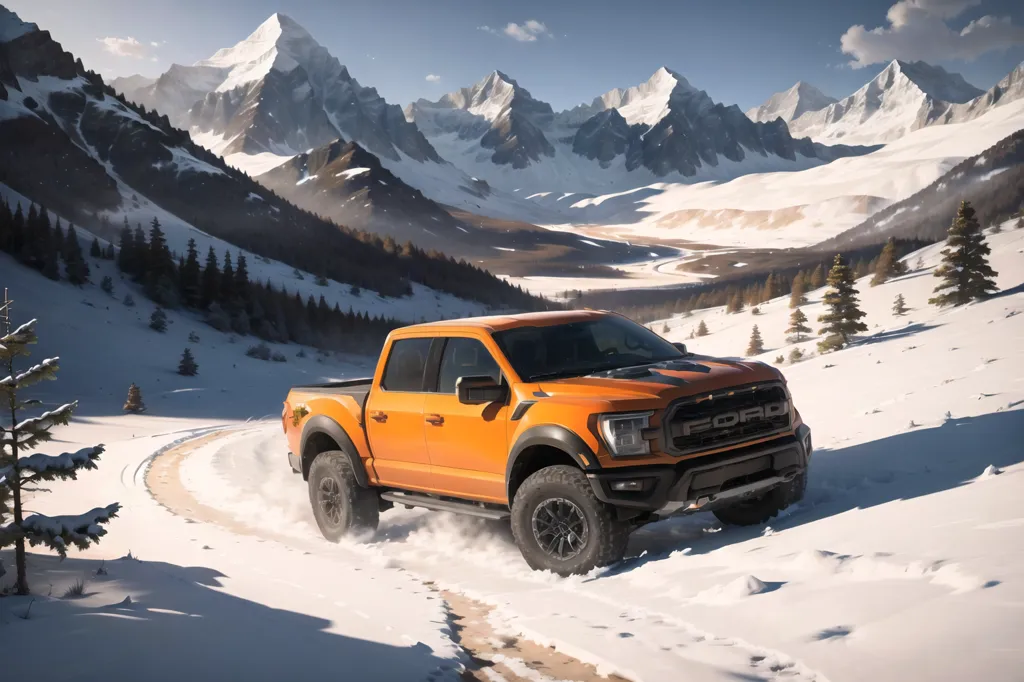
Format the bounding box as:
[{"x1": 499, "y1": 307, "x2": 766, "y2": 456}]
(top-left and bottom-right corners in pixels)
[
  {"x1": 456, "y1": 375, "x2": 507, "y2": 405},
  {"x1": 673, "y1": 342, "x2": 690, "y2": 355}
]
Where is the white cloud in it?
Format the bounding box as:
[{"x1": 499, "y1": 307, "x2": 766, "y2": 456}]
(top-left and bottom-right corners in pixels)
[
  {"x1": 97, "y1": 36, "x2": 148, "y2": 59},
  {"x1": 476, "y1": 25, "x2": 498, "y2": 35},
  {"x1": 150, "y1": 41, "x2": 160, "y2": 48},
  {"x1": 841, "y1": 0, "x2": 1024, "y2": 67},
  {"x1": 425, "y1": 74, "x2": 441, "y2": 82},
  {"x1": 503, "y1": 19, "x2": 549, "y2": 42}
]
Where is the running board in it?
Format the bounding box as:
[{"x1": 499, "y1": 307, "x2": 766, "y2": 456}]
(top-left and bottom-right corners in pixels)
[{"x1": 380, "y1": 491, "x2": 510, "y2": 520}]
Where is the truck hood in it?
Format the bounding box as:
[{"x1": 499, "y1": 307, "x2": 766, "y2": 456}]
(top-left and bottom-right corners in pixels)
[{"x1": 535, "y1": 356, "x2": 783, "y2": 406}]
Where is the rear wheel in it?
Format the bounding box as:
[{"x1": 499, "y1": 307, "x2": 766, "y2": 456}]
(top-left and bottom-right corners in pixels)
[
  {"x1": 511, "y1": 465, "x2": 628, "y2": 576},
  {"x1": 308, "y1": 451, "x2": 379, "y2": 541},
  {"x1": 712, "y1": 472, "x2": 807, "y2": 527}
]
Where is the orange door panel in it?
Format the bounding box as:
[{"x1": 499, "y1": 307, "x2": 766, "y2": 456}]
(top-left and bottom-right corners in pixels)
[
  {"x1": 424, "y1": 337, "x2": 509, "y2": 503},
  {"x1": 365, "y1": 336, "x2": 434, "y2": 491}
]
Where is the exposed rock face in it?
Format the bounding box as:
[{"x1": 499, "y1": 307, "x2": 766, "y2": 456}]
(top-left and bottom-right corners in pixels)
[
  {"x1": 406, "y1": 71, "x2": 555, "y2": 169},
  {"x1": 928, "y1": 62, "x2": 1024, "y2": 127},
  {"x1": 115, "y1": 13, "x2": 441, "y2": 163}
]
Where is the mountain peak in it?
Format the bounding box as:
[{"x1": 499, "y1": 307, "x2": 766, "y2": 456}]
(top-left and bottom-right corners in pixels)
[
  {"x1": 198, "y1": 12, "x2": 319, "y2": 71},
  {"x1": 0, "y1": 5, "x2": 38, "y2": 43},
  {"x1": 878, "y1": 59, "x2": 983, "y2": 103}
]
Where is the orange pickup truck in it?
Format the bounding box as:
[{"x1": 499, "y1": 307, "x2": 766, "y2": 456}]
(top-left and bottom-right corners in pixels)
[{"x1": 283, "y1": 310, "x2": 811, "y2": 575}]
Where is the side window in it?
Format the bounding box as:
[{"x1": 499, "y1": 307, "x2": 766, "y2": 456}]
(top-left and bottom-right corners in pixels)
[
  {"x1": 381, "y1": 338, "x2": 433, "y2": 392},
  {"x1": 437, "y1": 338, "x2": 502, "y2": 394}
]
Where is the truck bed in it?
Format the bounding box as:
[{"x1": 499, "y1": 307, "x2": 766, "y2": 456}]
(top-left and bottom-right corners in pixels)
[{"x1": 291, "y1": 378, "x2": 373, "y2": 411}]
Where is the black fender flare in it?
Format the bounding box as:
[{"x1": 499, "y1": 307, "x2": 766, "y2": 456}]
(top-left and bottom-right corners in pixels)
[
  {"x1": 299, "y1": 415, "x2": 369, "y2": 487},
  {"x1": 505, "y1": 424, "x2": 600, "y2": 500}
]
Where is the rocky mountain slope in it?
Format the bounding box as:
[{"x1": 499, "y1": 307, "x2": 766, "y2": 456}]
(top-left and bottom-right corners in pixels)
[
  {"x1": 115, "y1": 13, "x2": 439, "y2": 169},
  {"x1": 928, "y1": 61, "x2": 1024, "y2": 128},
  {"x1": 0, "y1": 5, "x2": 540, "y2": 308},
  {"x1": 782, "y1": 60, "x2": 984, "y2": 145}
]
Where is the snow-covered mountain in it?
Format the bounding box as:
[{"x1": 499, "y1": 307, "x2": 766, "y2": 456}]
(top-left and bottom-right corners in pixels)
[
  {"x1": 787, "y1": 60, "x2": 984, "y2": 145},
  {"x1": 405, "y1": 70, "x2": 555, "y2": 169},
  {"x1": 746, "y1": 81, "x2": 837, "y2": 124},
  {"x1": 115, "y1": 13, "x2": 440, "y2": 172},
  {"x1": 406, "y1": 67, "x2": 865, "y2": 198},
  {"x1": 928, "y1": 61, "x2": 1024, "y2": 128},
  {"x1": 0, "y1": 7, "x2": 539, "y2": 309}
]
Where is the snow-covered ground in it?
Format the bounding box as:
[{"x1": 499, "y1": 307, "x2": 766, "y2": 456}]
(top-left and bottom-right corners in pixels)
[
  {"x1": 2, "y1": 224, "x2": 1023, "y2": 681},
  {"x1": 555, "y1": 98, "x2": 1024, "y2": 249}
]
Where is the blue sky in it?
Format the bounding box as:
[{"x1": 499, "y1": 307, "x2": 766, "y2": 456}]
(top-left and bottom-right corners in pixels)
[{"x1": 6, "y1": 0, "x2": 1024, "y2": 111}]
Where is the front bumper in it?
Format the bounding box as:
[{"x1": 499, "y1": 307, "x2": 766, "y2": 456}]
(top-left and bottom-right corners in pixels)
[
  {"x1": 587, "y1": 424, "x2": 811, "y2": 516},
  {"x1": 288, "y1": 450, "x2": 302, "y2": 475}
]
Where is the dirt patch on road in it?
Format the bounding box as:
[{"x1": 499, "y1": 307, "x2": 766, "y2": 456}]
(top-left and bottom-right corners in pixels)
[
  {"x1": 147, "y1": 431, "x2": 630, "y2": 682},
  {"x1": 439, "y1": 587, "x2": 632, "y2": 682}
]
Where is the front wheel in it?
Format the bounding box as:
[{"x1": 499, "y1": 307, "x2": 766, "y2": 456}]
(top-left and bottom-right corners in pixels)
[
  {"x1": 511, "y1": 465, "x2": 628, "y2": 576},
  {"x1": 308, "y1": 451, "x2": 379, "y2": 541}
]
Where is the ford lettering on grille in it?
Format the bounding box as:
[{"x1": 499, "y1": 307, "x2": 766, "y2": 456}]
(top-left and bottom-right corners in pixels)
[{"x1": 680, "y1": 401, "x2": 789, "y2": 437}]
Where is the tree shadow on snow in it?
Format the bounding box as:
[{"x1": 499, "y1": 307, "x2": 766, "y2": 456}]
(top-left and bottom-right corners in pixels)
[
  {"x1": 622, "y1": 409, "x2": 1024, "y2": 567},
  {"x1": 856, "y1": 322, "x2": 940, "y2": 346},
  {"x1": 0, "y1": 552, "x2": 457, "y2": 682}
]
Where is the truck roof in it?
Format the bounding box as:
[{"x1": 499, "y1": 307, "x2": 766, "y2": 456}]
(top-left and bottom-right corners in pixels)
[{"x1": 396, "y1": 309, "x2": 610, "y2": 334}]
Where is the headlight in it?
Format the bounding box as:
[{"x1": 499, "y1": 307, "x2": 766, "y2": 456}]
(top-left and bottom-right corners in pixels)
[{"x1": 598, "y1": 411, "x2": 654, "y2": 457}]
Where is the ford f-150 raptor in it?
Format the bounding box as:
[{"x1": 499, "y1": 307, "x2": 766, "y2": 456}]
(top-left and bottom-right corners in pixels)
[{"x1": 283, "y1": 310, "x2": 811, "y2": 575}]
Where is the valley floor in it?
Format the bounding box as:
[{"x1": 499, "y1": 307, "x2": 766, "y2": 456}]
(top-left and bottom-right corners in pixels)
[{"x1": 1, "y1": 226, "x2": 1023, "y2": 681}]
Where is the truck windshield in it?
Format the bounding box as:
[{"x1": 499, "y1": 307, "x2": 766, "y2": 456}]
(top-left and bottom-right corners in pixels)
[{"x1": 492, "y1": 315, "x2": 683, "y2": 382}]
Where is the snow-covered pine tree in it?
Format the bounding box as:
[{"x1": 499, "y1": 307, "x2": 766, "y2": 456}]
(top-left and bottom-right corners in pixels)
[
  {"x1": 892, "y1": 293, "x2": 908, "y2": 316},
  {"x1": 817, "y1": 254, "x2": 868, "y2": 352},
  {"x1": 786, "y1": 308, "x2": 811, "y2": 342},
  {"x1": 696, "y1": 320, "x2": 709, "y2": 337},
  {"x1": 149, "y1": 308, "x2": 167, "y2": 332},
  {"x1": 123, "y1": 383, "x2": 145, "y2": 413},
  {"x1": 789, "y1": 274, "x2": 807, "y2": 308},
  {"x1": 0, "y1": 318, "x2": 119, "y2": 594},
  {"x1": 746, "y1": 325, "x2": 764, "y2": 356},
  {"x1": 929, "y1": 201, "x2": 998, "y2": 307},
  {"x1": 870, "y1": 237, "x2": 907, "y2": 286},
  {"x1": 100, "y1": 276, "x2": 114, "y2": 295},
  {"x1": 177, "y1": 348, "x2": 198, "y2": 376}
]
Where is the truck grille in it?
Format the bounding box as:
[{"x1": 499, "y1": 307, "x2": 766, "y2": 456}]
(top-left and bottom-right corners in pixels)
[{"x1": 666, "y1": 383, "x2": 791, "y2": 456}]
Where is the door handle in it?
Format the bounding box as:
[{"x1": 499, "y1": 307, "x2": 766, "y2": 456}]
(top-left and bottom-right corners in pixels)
[
  {"x1": 370, "y1": 411, "x2": 388, "y2": 423},
  {"x1": 425, "y1": 414, "x2": 444, "y2": 426}
]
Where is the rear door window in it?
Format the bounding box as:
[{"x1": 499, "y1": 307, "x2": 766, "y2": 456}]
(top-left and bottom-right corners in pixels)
[
  {"x1": 437, "y1": 338, "x2": 502, "y2": 393},
  {"x1": 381, "y1": 338, "x2": 433, "y2": 392}
]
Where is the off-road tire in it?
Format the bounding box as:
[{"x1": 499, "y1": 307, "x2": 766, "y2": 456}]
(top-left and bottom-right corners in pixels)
[
  {"x1": 511, "y1": 465, "x2": 629, "y2": 576},
  {"x1": 308, "y1": 451, "x2": 379, "y2": 541},
  {"x1": 712, "y1": 472, "x2": 807, "y2": 527}
]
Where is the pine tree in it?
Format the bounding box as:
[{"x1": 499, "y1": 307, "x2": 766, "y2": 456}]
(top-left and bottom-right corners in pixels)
[
  {"x1": 123, "y1": 294, "x2": 135, "y2": 307},
  {"x1": 0, "y1": 317, "x2": 119, "y2": 594},
  {"x1": 42, "y1": 243, "x2": 61, "y2": 281},
  {"x1": 315, "y1": 274, "x2": 328, "y2": 287},
  {"x1": 221, "y1": 250, "x2": 235, "y2": 304},
  {"x1": 809, "y1": 263, "x2": 825, "y2": 290},
  {"x1": 177, "y1": 348, "x2": 198, "y2": 376},
  {"x1": 929, "y1": 201, "x2": 998, "y2": 307},
  {"x1": 90, "y1": 238, "x2": 102, "y2": 258},
  {"x1": 786, "y1": 308, "x2": 811, "y2": 342},
  {"x1": 123, "y1": 383, "x2": 145, "y2": 413},
  {"x1": 746, "y1": 325, "x2": 764, "y2": 356},
  {"x1": 149, "y1": 308, "x2": 168, "y2": 332},
  {"x1": 52, "y1": 216, "x2": 65, "y2": 258},
  {"x1": 201, "y1": 246, "x2": 220, "y2": 308},
  {"x1": 726, "y1": 293, "x2": 744, "y2": 314},
  {"x1": 762, "y1": 273, "x2": 783, "y2": 302},
  {"x1": 892, "y1": 293, "x2": 908, "y2": 316},
  {"x1": 817, "y1": 254, "x2": 868, "y2": 352},
  {"x1": 234, "y1": 253, "x2": 250, "y2": 302},
  {"x1": 789, "y1": 274, "x2": 807, "y2": 308},
  {"x1": 870, "y1": 237, "x2": 907, "y2": 286},
  {"x1": 788, "y1": 347, "x2": 805, "y2": 364},
  {"x1": 696, "y1": 320, "x2": 709, "y2": 337},
  {"x1": 180, "y1": 238, "x2": 201, "y2": 307},
  {"x1": 117, "y1": 219, "x2": 134, "y2": 274},
  {"x1": 100, "y1": 276, "x2": 114, "y2": 295},
  {"x1": 63, "y1": 225, "x2": 90, "y2": 285}
]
